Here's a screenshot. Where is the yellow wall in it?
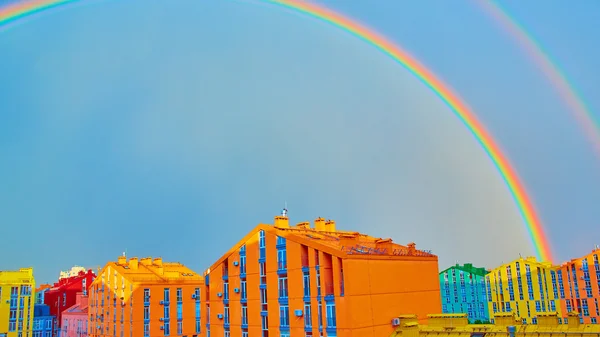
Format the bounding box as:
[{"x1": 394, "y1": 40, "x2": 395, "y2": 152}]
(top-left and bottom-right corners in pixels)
[
  {"x1": 486, "y1": 257, "x2": 562, "y2": 324},
  {"x1": 0, "y1": 268, "x2": 36, "y2": 337},
  {"x1": 390, "y1": 312, "x2": 600, "y2": 337}
]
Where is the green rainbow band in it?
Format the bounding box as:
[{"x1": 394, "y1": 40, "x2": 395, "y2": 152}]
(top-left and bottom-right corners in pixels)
[{"x1": 0, "y1": 0, "x2": 554, "y2": 262}]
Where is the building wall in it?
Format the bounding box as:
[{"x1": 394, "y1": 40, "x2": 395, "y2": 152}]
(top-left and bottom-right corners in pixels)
[
  {"x1": 33, "y1": 304, "x2": 54, "y2": 337},
  {"x1": 43, "y1": 270, "x2": 95, "y2": 337},
  {"x1": 88, "y1": 258, "x2": 203, "y2": 337},
  {"x1": 389, "y1": 312, "x2": 600, "y2": 337},
  {"x1": 486, "y1": 257, "x2": 562, "y2": 324},
  {"x1": 35, "y1": 286, "x2": 52, "y2": 306},
  {"x1": 439, "y1": 265, "x2": 490, "y2": 322},
  {"x1": 0, "y1": 268, "x2": 36, "y2": 337},
  {"x1": 557, "y1": 248, "x2": 600, "y2": 324},
  {"x1": 204, "y1": 224, "x2": 441, "y2": 337}
]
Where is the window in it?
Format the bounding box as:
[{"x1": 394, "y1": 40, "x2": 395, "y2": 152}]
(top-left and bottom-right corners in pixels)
[
  {"x1": 326, "y1": 302, "x2": 337, "y2": 328},
  {"x1": 277, "y1": 250, "x2": 287, "y2": 270},
  {"x1": 278, "y1": 277, "x2": 288, "y2": 299},
  {"x1": 177, "y1": 288, "x2": 182, "y2": 303},
  {"x1": 177, "y1": 322, "x2": 182, "y2": 335},
  {"x1": 304, "y1": 304, "x2": 312, "y2": 327},
  {"x1": 224, "y1": 306, "x2": 230, "y2": 325},
  {"x1": 241, "y1": 281, "x2": 247, "y2": 300},
  {"x1": 224, "y1": 282, "x2": 229, "y2": 300},
  {"x1": 279, "y1": 305, "x2": 289, "y2": 327},
  {"x1": 144, "y1": 289, "x2": 150, "y2": 303},
  {"x1": 259, "y1": 263, "x2": 266, "y2": 277},
  {"x1": 259, "y1": 230, "x2": 266, "y2": 248},
  {"x1": 303, "y1": 273, "x2": 311, "y2": 297},
  {"x1": 144, "y1": 306, "x2": 150, "y2": 320},
  {"x1": 164, "y1": 305, "x2": 170, "y2": 319},
  {"x1": 240, "y1": 255, "x2": 247, "y2": 275},
  {"x1": 261, "y1": 315, "x2": 269, "y2": 337},
  {"x1": 242, "y1": 305, "x2": 248, "y2": 325},
  {"x1": 164, "y1": 322, "x2": 170, "y2": 336},
  {"x1": 164, "y1": 288, "x2": 170, "y2": 302}
]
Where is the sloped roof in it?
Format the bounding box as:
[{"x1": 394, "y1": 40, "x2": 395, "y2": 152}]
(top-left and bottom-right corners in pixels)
[
  {"x1": 206, "y1": 216, "x2": 437, "y2": 274},
  {"x1": 63, "y1": 302, "x2": 88, "y2": 314},
  {"x1": 440, "y1": 263, "x2": 489, "y2": 276},
  {"x1": 94, "y1": 258, "x2": 203, "y2": 285}
]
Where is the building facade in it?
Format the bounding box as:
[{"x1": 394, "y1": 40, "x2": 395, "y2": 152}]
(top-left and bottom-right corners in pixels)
[
  {"x1": 203, "y1": 212, "x2": 441, "y2": 337},
  {"x1": 0, "y1": 268, "x2": 36, "y2": 337},
  {"x1": 87, "y1": 255, "x2": 204, "y2": 337},
  {"x1": 33, "y1": 304, "x2": 54, "y2": 337},
  {"x1": 486, "y1": 256, "x2": 563, "y2": 324},
  {"x1": 389, "y1": 311, "x2": 600, "y2": 337},
  {"x1": 439, "y1": 263, "x2": 490, "y2": 322},
  {"x1": 557, "y1": 247, "x2": 600, "y2": 324},
  {"x1": 43, "y1": 269, "x2": 95, "y2": 337},
  {"x1": 61, "y1": 293, "x2": 88, "y2": 337},
  {"x1": 35, "y1": 286, "x2": 52, "y2": 306}
]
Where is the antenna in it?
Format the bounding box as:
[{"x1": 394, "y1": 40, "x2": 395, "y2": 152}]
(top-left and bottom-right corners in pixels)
[{"x1": 282, "y1": 201, "x2": 288, "y2": 217}]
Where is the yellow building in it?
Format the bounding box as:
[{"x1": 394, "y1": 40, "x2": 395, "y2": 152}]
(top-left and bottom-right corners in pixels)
[
  {"x1": 0, "y1": 268, "x2": 36, "y2": 337},
  {"x1": 485, "y1": 256, "x2": 563, "y2": 324},
  {"x1": 389, "y1": 312, "x2": 600, "y2": 337}
]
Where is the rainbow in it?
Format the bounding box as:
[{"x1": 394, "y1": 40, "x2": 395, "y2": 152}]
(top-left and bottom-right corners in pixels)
[
  {"x1": 476, "y1": 0, "x2": 600, "y2": 157},
  {"x1": 0, "y1": 0, "x2": 554, "y2": 262}
]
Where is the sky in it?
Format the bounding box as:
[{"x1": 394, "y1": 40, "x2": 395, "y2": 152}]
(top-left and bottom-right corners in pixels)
[{"x1": 0, "y1": 0, "x2": 599, "y2": 284}]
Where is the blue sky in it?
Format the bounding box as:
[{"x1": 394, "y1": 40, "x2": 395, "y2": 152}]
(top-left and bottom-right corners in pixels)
[{"x1": 0, "y1": 0, "x2": 599, "y2": 283}]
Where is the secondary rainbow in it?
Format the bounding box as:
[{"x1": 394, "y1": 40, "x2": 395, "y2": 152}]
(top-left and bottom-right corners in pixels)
[
  {"x1": 476, "y1": 0, "x2": 600, "y2": 158},
  {"x1": 0, "y1": 0, "x2": 554, "y2": 262}
]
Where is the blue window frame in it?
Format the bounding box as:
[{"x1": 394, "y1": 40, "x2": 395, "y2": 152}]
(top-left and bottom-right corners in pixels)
[{"x1": 279, "y1": 305, "x2": 290, "y2": 328}]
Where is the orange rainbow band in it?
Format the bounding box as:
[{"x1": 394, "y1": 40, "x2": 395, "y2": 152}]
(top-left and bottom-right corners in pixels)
[{"x1": 0, "y1": 0, "x2": 554, "y2": 262}]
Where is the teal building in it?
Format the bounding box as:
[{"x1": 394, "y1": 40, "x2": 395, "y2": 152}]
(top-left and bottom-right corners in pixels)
[{"x1": 440, "y1": 263, "x2": 491, "y2": 323}]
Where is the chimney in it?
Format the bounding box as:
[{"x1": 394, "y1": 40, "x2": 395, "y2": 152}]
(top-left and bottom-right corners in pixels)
[
  {"x1": 324, "y1": 219, "x2": 336, "y2": 232},
  {"x1": 129, "y1": 258, "x2": 139, "y2": 270},
  {"x1": 295, "y1": 222, "x2": 310, "y2": 229},
  {"x1": 375, "y1": 238, "x2": 393, "y2": 253},
  {"x1": 567, "y1": 312, "x2": 580, "y2": 328},
  {"x1": 315, "y1": 217, "x2": 326, "y2": 231},
  {"x1": 118, "y1": 255, "x2": 127, "y2": 265},
  {"x1": 407, "y1": 242, "x2": 416, "y2": 255},
  {"x1": 153, "y1": 258, "x2": 164, "y2": 275},
  {"x1": 140, "y1": 257, "x2": 152, "y2": 266},
  {"x1": 75, "y1": 292, "x2": 84, "y2": 306},
  {"x1": 274, "y1": 216, "x2": 289, "y2": 229}
]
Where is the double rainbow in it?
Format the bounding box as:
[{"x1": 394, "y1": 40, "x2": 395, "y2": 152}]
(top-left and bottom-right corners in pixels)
[{"x1": 0, "y1": 0, "x2": 554, "y2": 262}]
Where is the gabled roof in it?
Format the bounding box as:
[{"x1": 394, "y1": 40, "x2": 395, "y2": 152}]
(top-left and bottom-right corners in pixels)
[
  {"x1": 205, "y1": 216, "x2": 437, "y2": 274},
  {"x1": 440, "y1": 263, "x2": 489, "y2": 276}
]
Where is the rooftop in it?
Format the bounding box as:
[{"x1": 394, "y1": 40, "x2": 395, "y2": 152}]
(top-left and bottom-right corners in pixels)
[
  {"x1": 0, "y1": 268, "x2": 35, "y2": 284},
  {"x1": 99, "y1": 256, "x2": 203, "y2": 284},
  {"x1": 207, "y1": 212, "x2": 436, "y2": 273},
  {"x1": 440, "y1": 263, "x2": 489, "y2": 276}
]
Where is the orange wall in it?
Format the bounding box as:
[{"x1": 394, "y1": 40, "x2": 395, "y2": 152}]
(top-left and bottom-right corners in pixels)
[
  {"x1": 88, "y1": 272, "x2": 203, "y2": 337},
  {"x1": 557, "y1": 250, "x2": 600, "y2": 324},
  {"x1": 205, "y1": 227, "x2": 441, "y2": 337}
]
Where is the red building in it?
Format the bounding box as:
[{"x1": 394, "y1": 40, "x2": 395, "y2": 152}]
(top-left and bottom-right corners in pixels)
[
  {"x1": 61, "y1": 292, "x2": 89, "y2": 337},
  {"x1": 43, "y1": 269, "x2": 95, "y2": 337}
]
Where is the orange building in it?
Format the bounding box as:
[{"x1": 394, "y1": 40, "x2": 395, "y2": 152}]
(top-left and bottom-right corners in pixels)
[
  {"x1": 202, "y1": 211, "x2": 441, "y2": 337},
  {"x1": 87, "y1": 255, "x2": 204, "y2": 337},
  {"x1": 556, "y1": 246, "x2": 600, "y2": 324}
]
